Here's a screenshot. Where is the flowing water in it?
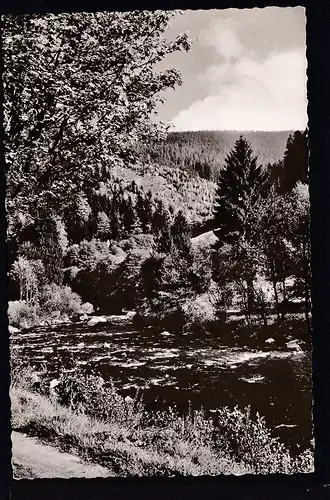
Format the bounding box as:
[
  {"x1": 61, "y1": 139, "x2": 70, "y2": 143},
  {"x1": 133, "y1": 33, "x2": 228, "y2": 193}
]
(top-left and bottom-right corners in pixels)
[{"x1": 11, "y1": 319, "x2": 313, "y2": 453}]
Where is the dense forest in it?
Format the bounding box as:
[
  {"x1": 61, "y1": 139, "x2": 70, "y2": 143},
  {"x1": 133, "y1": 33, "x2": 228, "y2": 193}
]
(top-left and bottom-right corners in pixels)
[
  {"x1": 143, "y1": 130, "x2": 292, "y2": 181},
  {"x1": 7, "y1": 126, "x2": 309, "y2": 332}
]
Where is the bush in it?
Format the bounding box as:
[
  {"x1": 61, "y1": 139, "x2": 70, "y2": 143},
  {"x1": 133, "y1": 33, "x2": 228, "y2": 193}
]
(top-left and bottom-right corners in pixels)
[
  {"x1": 8, "y1": 300, "x2": 40, "y2": 329},
  {"x1": 181, "y1": 293, "x2": 216, "y2": 329},
  {"x1": 47, "y1": 369, "x2": 144, "y2": 428},
  {"x1": 213, "y1": 406, "x2": 314, "y2": 473},
  {"x1": 39, "y1": 284, "x2": 83, "y2": 317},
  {"x1": 137, "y1": 294, "x2": 186, "y2": 332},
  {"x1": 8, "y1": 286, "x2": 89, "y2": 328},
  {"x1": 80, "y1": 302, "x2": 94, "y2": 315}
]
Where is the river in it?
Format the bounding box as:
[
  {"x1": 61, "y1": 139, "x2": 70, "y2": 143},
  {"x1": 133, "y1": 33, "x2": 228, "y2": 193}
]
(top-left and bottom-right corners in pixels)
[{"x1": 11, "y1": 319, "x2": 313, "y2": 453}]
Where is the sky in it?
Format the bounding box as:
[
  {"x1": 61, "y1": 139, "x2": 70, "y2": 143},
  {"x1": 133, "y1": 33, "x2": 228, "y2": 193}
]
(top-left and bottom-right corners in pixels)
[{"x1": 155, "y1": 7, "x2": 307, "y2": 132}]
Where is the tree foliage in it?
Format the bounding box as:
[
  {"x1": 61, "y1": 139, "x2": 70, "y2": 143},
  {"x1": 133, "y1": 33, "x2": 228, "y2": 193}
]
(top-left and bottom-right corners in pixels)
[
  {"x1": 212, "y1": 135, "x2": 310, "y2": 325},
  {"x1": 3, "y1": 11, "x2": 192, "y2": 223}
]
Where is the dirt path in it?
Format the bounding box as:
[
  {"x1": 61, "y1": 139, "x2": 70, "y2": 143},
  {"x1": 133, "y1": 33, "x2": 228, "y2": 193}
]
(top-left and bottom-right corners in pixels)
[{"x1": 12, "y1": 431, "x2": 113, "y2": 479}]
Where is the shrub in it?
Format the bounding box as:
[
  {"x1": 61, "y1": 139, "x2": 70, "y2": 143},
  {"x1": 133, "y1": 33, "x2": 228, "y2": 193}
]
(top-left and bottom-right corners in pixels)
[
  {"x1": 137, "y1": 294, "x2": 186, "y2": 332},
  {"x1": 39, "y1": 284, "x2": 83, "y2": 317},
  {"x1": 213, "y1": 406, "x2": 314, "y2": 473},
  {"x1": 51, "y1": 370, "x2": 144, "y2": 429},
  {"x1": 181, "y1": 294, "x2": 216, "y2": 329},
  {"x1": 137, "y1": 405, "x2": 215, "y2": 456},
  {"x1": 8, "y1": 300, "x2": 40, "y2": 329},
  {"x1": 80, "y1": 302, "x2": 94, "y2": 315}
]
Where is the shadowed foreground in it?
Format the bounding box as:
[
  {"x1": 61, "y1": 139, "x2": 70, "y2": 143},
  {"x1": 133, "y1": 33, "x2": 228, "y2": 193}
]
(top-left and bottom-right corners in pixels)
[{"x1": 10, "y1": 373, "x2": 313, "y2": 477}]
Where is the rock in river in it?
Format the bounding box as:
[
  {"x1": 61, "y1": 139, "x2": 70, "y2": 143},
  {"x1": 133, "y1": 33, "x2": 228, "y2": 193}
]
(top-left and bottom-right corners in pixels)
[
  {"x1": 286, "y1": 340, "x2": 304, "y2": 352},
  {"x1": 160, "y1": 331, "x2": 172, "y2": 337},
  {"x1": 87, "y1": 316, "x2": 108, "y2": 327}
]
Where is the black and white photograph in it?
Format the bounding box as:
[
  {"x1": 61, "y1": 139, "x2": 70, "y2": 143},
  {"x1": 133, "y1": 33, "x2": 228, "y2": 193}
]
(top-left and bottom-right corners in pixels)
[{"x1": 3, "y1": 6, "x2": 313, "y2": 478}]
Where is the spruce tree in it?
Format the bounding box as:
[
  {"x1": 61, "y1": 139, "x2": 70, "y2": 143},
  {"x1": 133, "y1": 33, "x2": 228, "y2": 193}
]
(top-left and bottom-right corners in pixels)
[
  {"x1": 171, "y1": 210, "x2": 191, "y2": 254},
  {"x1": 143, "y1": 195, "x2": 154, "y2": 233},
  {"x1": 96, "y1": 211, "x2": 111, "y2": 240},
  {"x1": 213, "y1": 136, "x2": 269, "y2": 247},
  {"x1": 136, "y1": 192, "x2": 150, "y2": 233},
  {"x1": 212, "y1": 136, "x2": 269, "y2": 320},
  {"x1": 152, "y1": 200, "x2": 171, "y2": 235},
  {"x1": 155, "y1": 225, "x2": 173, "y2": 254},
  {"x1": 122, "y1": 196, "x2": 136, "y2": 234},
  {"x1": 281, "y1": 130, "x2": 308, "y2": 193},
  {"x1": 110, "y1": 211, "x2": 121, "y2": 240}
]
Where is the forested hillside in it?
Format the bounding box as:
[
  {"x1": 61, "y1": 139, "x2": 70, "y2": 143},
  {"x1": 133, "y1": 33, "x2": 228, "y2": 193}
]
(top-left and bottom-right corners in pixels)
[
  {"x1": 124, "y1": 129, "x2": 300, "y2": 230},
  {"x1": 143, "y1": 130, "x2": 292, "y2": 180},
  {"x1": 7, "y1": 125, "x2": 309, "y2": 328}
]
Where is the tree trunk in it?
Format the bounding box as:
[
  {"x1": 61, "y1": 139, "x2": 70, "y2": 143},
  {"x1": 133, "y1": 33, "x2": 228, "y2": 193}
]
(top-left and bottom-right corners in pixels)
[
  {"x1": 270, "y1": 259, "x2": 280, "y2": 321},
  {"x1": 281, "y1": 276, "x2": 286, "y2": 321},
  {"x1": 273, "y1": 281, "x2": 280, "y2": 321},
  {"x1": 302, "y1": 234, "x2": 310, "y2": 326},
  {"x1": 246, "y1": 278, "x2": 254, "y2": 319},
  {"x1": 238, "y1": 280, "x2": 250, "y2": 325},
  {"x1": 260, "y1": 294, "x2": 268, "y2": 327}
]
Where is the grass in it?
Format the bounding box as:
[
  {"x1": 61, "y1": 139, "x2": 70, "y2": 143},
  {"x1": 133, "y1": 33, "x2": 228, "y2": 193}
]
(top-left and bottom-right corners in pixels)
[
  {"x1": 10, "y1": 362, "x2": 314, "y2": 477},
  {"x1": 11, "y1": 386, "x2": 249, "y2": 476}
]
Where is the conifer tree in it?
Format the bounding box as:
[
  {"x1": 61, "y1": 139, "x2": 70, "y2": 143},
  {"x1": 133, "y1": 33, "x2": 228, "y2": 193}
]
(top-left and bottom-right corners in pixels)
[
  {"x1": 212, "y1": 136, "x2": 269, "y2": 321},
  {"x1": 143, "y1": 192, "x2": 154, "y2": 233},
  {"x1": 122, "y1": 196, "x2": 136, "y2": 234},
  {"x1": 171, "y1": 210, "x2": 191, "y2": 254},
  {"x1": 64, "y1": 194, "x2": 91, "y2": 242},
  {"x1": 130, "y1": 180, "x2": 137, "y2": 194},
  {"x1": 136, "y1": 192, "x2": 150, "y2": 233},
  {"x1": 155, "y1": 224, "x2": 173, "y2": 254},
  {"x1": 110, "y1": 211, "x2": 121, "y2": 240},
  {"x1": 152, "y1": 200, "x2": 171, "y2": 235},
  {"x1": 213, "y1": 136, "x2": 269, "y2": 248},
  {"x1": 281, "y1": 130, "x2": 308, "y2": 193},
  {"x1": 96, "y1": 211, "x2": 111, "y2": 240}
]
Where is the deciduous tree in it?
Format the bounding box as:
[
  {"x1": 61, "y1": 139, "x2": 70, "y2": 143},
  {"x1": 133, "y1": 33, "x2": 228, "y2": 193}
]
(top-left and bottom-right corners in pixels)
[{"x1": 3, "y1": 11, "x2": 192, "y2": 225}]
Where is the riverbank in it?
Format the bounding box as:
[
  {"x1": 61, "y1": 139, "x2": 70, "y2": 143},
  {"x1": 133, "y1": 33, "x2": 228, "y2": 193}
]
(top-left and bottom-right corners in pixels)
[
  {"x1": 8, "y1": 309, "x2": 137, "y2": 333},
  {"x1": 10, "y1": 315, "x2": 313, "y2": 453},
  {"x1": 11, "y1": 386, "x2": 249, "y2": 477},
  {"x1": 10, "y1": 362, "x2": 314, "y2": 477}
]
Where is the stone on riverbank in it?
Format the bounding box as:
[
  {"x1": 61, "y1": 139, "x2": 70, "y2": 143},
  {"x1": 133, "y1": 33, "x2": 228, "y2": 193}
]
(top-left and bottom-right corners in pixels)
[{"x1": 9, "y1": 326, "x2": 20, "y2": 334}]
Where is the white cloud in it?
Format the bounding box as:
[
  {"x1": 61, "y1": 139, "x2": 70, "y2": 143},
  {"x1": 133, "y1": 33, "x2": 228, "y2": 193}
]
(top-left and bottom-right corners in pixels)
[
  {"x1": 171, "y1": 49, "x2": 307, "y2": 131},
  {"x1": 201, "y1": 17, "x2": 244, "y2": 61},
  {"x1": 169, "y1": 11, "x2": 307, "y2": 131}
]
